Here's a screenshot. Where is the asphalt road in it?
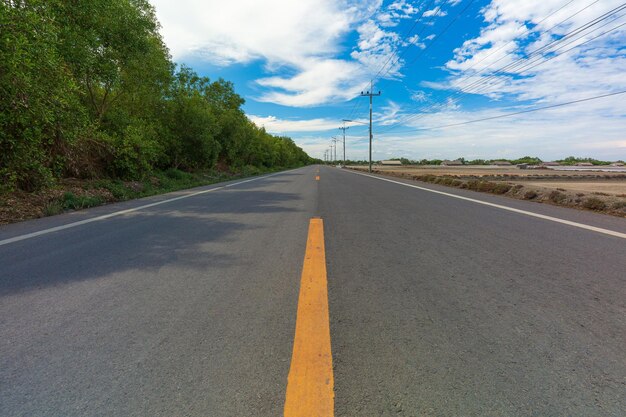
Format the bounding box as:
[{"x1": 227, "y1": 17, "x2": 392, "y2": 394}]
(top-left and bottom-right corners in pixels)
[{"x1": 1, "y1": 165, "x2": 624, "y2": 416}]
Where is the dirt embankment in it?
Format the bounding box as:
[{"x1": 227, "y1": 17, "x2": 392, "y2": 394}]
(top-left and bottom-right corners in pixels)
[
  {"x1": 349, "y1": 166, "x2": 626, "y2": 217},
  {"x1": 0, "y1": 169, "x2": 257, "y2": 226}
]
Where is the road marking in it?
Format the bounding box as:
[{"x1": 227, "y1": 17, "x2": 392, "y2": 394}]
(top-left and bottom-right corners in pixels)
[
  {"x1": 0, "y1": 170, "x2": 297, "y2": 247},
  {"x1": 284, "y1": 218, "x2": 334, "y2": 417},
  {"x1": 316, "y1": 176, "x2": 320, "y2": 181},
  {"x1": 346, "y1": 170, "x2": 626, "y2": 240}
]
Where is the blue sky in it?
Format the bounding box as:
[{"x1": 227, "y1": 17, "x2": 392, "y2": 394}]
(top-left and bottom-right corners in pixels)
[{"x1": 150, "y1": 0, "x2": 626, "y2": 161}]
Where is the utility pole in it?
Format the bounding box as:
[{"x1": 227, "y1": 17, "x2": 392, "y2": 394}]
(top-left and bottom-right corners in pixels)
[
  {"x1": 360, "y1": 80, "x2": 381, "y2": 173},
  {"x1": 338, "y1": 122, "x2": 349, "y2": 166},
  {"x1": 331, "y1": 137, "x2": 339, "y2": 164}
]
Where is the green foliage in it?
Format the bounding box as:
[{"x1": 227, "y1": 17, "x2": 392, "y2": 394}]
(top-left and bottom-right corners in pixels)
[
  {"x1": 557, "y1": 156, "x2": 611, "y2": 166},
  {"x1": 1, "y1": 0, "x2": 313, "y2": 193},
  {"x1": 0, "y1": 0, "x2": 86, "y2": 191},
  {"x1": 510, "y1": 156, "x2": 542, "y2": 165},
  {"x1": 466, "y1": 159, "x2": 488, "y2": 165},
  {"x1": 95, "y1": 119, "x2": 162, "y2": 179},
  {"x1": 416, "y1": 159, "x2": 443, "y2": 165},
  {"x1": 61, "y1": 192, "x2": 104, "y2": 210}
]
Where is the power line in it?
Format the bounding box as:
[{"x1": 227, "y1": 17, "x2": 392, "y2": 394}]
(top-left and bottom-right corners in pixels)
[
  {"x1": 377, "y1": 0, "x2": 608, "y2": 130},
  {"x1": 378, "y1": 90, "x2": 626, "y2": 135},
  {"x1": 404, "y1": 0, "x2": 478, "y2": 69},
  {"x1": 451, "y1": 0, "x2": 579, "y2": 78},
  {"x1": 346, "y1": 0, "x2": 477, "y2": 129},
  {"x1": 344, "y1": 0, "x2": 437, "y2": 122},
  {"x1": 378, "y1": 2, "x2": 626, "y2": 134},
  {"x1": 382, "y1": 1, "x2": 618, "y2": 131},
  {"x1": 371, "y1": 0, "x2": 439, "y2": 83}
]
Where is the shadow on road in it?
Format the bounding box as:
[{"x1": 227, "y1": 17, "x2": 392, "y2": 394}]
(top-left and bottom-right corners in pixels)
[{"x1": 0, "y1": 189, "x2": 302, "y2": 295}]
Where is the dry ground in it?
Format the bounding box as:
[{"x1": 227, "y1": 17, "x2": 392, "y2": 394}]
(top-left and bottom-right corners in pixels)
[{"x1": 521, "y1": 181, "x2": 626, "y2": 195}]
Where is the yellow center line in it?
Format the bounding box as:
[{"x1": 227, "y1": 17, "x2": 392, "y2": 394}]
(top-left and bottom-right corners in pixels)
[{"x1": 284, "y1": 218, "x2": 334, "y2": 417}]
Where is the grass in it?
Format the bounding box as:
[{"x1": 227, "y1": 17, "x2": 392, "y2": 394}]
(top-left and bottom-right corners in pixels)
[
  {"x1": 40, "y1": 166, "x2": 289, "y2": 218},
  {"x1": 61, "y1": 192, "x2": 104, "y2": 210},
  {"x1": 92, "y1": 169, "x2": 246, "y2": 201},
  {"x1": 43, "y1": 201, "x2": 63, "y2": 217}
]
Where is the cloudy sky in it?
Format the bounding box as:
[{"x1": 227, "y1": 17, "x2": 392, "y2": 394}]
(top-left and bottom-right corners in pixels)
[{"x1": 150, "y1": 0, "x2": 626, "y2": 161}]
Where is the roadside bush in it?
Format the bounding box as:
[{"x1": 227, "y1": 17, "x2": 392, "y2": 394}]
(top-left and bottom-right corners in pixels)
[
  {"x1": 524, "y1": 190, "x2": 538, "y2": 199},
  {"x1": 549, "y1": 190, "x2": 567, "y2": 203},
  {"x1": 477, "y1": 181, "x2": 494, "y2": 192},
  {"x1": 582, "y1": 197, "x2": 607, "y2": 211},
  {"x1": 466, "y1": 180, "x2": 480, "y2": 191},
  {"x1": 164, "y1": 168, "x2": 192, "y2": 181},
  {"x1": 108, "y1": 123, "x2": 162, "y2": 179},
  {"x1": 611, "y1": 201, "x2": 626, "y2": 210},
  {"x1": 492, "y1": 183, "x2": 512, "y2": 194}
]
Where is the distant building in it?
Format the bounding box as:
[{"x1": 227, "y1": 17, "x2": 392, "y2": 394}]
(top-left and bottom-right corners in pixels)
[
  {"x1": 491, "y1": 160, "x2": 512, "y2": 166},
  {"x1": 441, "y1": 160, "x2": 463, "y2": 166},
  {"x1": 517, "y1": 163, "x2": 529, "y2": 169},
  {"x1": 380, "y1": 160, "x2": 402, "y2": 166},
  {"x1": 610, "y1": 162, "x2": 624, "y2": 167},
  {"x1": 541, "y1": 161, "x2": 561, "y2": 167},
  {"x1": 576, "y1": 162, "x2": 594, "y2": 166}
]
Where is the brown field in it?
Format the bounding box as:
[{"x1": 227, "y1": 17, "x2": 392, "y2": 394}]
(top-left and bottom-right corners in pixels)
[
  {"x1": 522, "y1": 182, "x2": 626, "y2": 195},
  {"x1": 348, "y1": 165, "x2": 626, "y2": 217},
  {"x1": 351, "y1": 165, "x2": 626, "y2": 179}
]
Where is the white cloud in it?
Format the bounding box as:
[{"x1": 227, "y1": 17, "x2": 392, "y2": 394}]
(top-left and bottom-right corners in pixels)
[
  {"x1": 255, "y1": 59, "x2": 367, "y2": 107},
  {"x1": 443, "y1": 0, "x2": 626, "y2": 104},
  {"x1": 350, "y1": 20, "x2": 403, "y2": 77},
  {"x1": 423, "y1": 7, "x2": 447, "y2": 18},
  {"x1": 151, "y1": 0, "x2": 371, "y2": 64},
  {"x1": 369, "y1": 91, "x2": 626, "y2": 161},
  {"x1": 247, "y1": 115, "x2": 342, "y2": 133},
  {"x1": 150, "y1": 0, "x2": 434, "y2": 107},
  {"x1": 376, "y1": 100, "x2": 404, "y2": 125},
  {"x1": 350, "y1": 1, "x2": 423, "y2": 80},
  {"x1": 151, "y1": 0, "x2": 382, "y2": 106},
  {"x1": 283, "y1": 95, "x2": 626, "y2": 159},
  {"x1": 409, "y1": 89, "x2": 429, "y2": 102}
]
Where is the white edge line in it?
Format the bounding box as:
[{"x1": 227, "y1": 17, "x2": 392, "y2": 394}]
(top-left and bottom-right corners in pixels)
[
  {"x1": 0, "y1": 169, "x2": 299, "y2": 247},
  {"x1": 344, "y1": 169, "x2": 626, "y2": 240}
]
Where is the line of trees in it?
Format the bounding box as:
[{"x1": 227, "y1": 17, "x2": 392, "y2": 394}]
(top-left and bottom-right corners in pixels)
[
  {"x1": 385, "y1": 156, "x2": 620, "y2": 166},
  {"x1": 0, "y1": 0, "x2": 313, "y2": 192}
]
